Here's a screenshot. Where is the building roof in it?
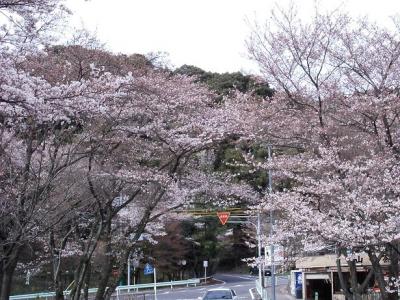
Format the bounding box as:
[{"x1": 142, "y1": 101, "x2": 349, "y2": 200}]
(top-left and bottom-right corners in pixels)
[{"x1": 295, "y1": 253, "x2": 383, "y2": 269}]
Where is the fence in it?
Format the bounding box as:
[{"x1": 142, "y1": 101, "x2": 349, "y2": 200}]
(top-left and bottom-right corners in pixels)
[
  {"x1": 10, "y1": 278, "x2": 200, "y2": 300},
  {"x1": 109, "y1": 293, "x2": 154, "y2": 300},
  {"x1": 360, "y1": 292, "x2": 381, "y2": 300}
]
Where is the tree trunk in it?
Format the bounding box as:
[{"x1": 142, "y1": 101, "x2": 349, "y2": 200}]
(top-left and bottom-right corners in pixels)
[
  {"x1": 0, "y1": 249, "x2": 19, "y2": 300},
  {"x1": 94, "y1": 192, "x2": 163, "y2": 300},
  {"x1": 368, "y1": 249, "x2": 389, "y2": 300},
  {"x1": 103, "y1": 270, "x2": 120, "y2": 300},
  {"x1": 52, "y1": 254, "x2": 64, "y2": 300},
  {"x1": 348, "y1": 259, "x2": 362, "y2": 300},
  {"x1": 50, "y1": 231, "x2": 66, "y2": 300},
  {"x1": 94, "y1": 251, "x2": 113, "y2": 300},
  {"x1": 54, "y1": 272, "x2": 65, "y2": 300},
  {"x1": 55, "y1": 285, "x2": 64, "y2": 300},
  {"x1": 70, "y1": 219, "x2": 103, "y2": 300},
  {"x1": 100, "y1": 228, "x2": 147, "y2": 300},
  {"x1": 0, "y1": 261, "x2": 3, "y2": 297},
  {"x1": 388, "y1": 242, "x2": 399, "y2": 300},
  {"x1": 95, "y1": 218, "x2": 113, "y2": 300},
  {"x1": 336, "y1": 254, "x2": 352, "y2": 300},
  {"x1": 83, "y1": 263, "x2": 91, "y2": 300},
  {"x1": 70, "y1": 257, "x2": 89, "y2": 300},
  {"x1": 0, "y1": 269, "x2": 14, "y2": 300},
  {"x1": 102, "y1": 246, "x2": 130, "y2": 300}
]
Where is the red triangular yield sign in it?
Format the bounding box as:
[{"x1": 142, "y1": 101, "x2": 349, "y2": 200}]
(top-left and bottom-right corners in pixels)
[{"x1": 217, "y1": 212, "x2": 231, "y2": 225}]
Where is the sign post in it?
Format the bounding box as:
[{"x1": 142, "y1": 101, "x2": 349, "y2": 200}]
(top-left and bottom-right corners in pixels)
[
  {"x1": 154, "y1": 267, "x2": 157, "y2": 300},
  {"x1": 203, "y1": 260, "x2": 208, "y2": 284},
  {"x1": 144, "y1": 263, "x2": 156, "y2": 299},
  {"x1": 25, "y1": 270, "x2": 31, "y2": 285},
  {"x1": 128, "y1": 259, "x2": 139, "y2": 292},
  {"x1": 132, "y1": 260, "x2": 139, "y2": 285},
  {"x1": 217, "y1": 212, "x2": 230, "y2": 225},
  {"x1": 127, "y1": 255, "x2": 131, "y2": 292}
]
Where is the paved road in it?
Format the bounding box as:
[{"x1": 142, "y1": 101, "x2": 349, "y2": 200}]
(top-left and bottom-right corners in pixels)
[
  {"x1": 265, "y1": 282, "x2": 295, "y2": 300},
  {"x1": 153, "y1": 273, "x2": 293, "y2": 300},
  {"x1": 154, "y1": 273, "x2": 254, "y2": 299}
]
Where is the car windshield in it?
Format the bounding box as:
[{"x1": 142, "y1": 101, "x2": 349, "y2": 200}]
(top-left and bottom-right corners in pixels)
[{"x1": 204, "y1": 290, "x2": 232, "y2": 299}]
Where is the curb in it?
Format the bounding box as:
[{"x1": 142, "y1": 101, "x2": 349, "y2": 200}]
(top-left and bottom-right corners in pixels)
[{"x1": 249, "y1": 288, "x2": 262, "y2": 300}]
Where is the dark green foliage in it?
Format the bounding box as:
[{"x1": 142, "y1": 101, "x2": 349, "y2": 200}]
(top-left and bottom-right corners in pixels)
[
  {"x1": 206, "y1": 72, "x2": 250, "y2": 94},
  {"x1": 218, "y1": 224, "x2": 255, "y2": 270},
  {"x1": 145, "y1": 218, "x2": 226, "y2": 278},
  {"x1": 172, "y1": 65, "x2": 211, "y2": 82},
  {"x1": 145, "y1": 222, "x2": 193, "y2": 281},
  {"x1": 213, "y1": 141, "x2": 270, "y2": 192},
  {"x1": 174, "y1": 65, "x2": 273, "y2": 101},
  {"x1": 177, "y1": 218, "x2": 253, "y2": 275},
  {"x1": 166, "y1": 65, "x2": 274, "y2": 274},
  {"x1": 173, "y1": 65, "x2": 273, "y2": 191}
]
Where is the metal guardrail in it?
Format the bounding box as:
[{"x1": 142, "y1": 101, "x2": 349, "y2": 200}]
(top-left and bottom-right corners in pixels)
[
  {"x1": 9, "y1": 289, "x2": 100, "y2": 300},
  {"x1": 116, "y1": 278, "x2": 200, "y2": 293},
  {"x1": 10, "y1": 292, "x2": 58, "y2": 300},
  {"x1": 10, "y1": 278, "x2": 201, "y2": 300},
  {"x1": 255, "y1": 279, "x2": 262, "y2": 296}
]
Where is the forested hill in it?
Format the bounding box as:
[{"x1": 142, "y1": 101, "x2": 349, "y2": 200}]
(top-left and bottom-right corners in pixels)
[{"x1": 174, "y1": 64, "x2": 273, "y2": 100}]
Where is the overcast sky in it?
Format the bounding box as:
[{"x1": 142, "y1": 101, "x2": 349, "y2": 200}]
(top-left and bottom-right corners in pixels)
[{"x1": 65, "y1": 0, "x2": 400, "y2": 74}]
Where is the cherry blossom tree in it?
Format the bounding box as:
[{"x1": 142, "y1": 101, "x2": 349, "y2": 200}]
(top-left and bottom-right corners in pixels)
[
  {"x1": 0, "y1": 52, "x2": 139, "y2": 298},
  {"x1": 61, "y1": 67, "x2": 258, "y2": 300},
  {"x1": 0, "y1": 2, "x2": 150, "y2": 297},
  {"x1": 1, "y1": 6, "x2": 258, "y2": 295},
  {"x1": 246, "y1": 6, "x2": 400, "y2": 299}
]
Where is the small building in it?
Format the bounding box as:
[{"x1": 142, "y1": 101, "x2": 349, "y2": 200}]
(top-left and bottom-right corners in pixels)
[{"x1": 295, "y1": 254, "x2": 384, "y2": 300}]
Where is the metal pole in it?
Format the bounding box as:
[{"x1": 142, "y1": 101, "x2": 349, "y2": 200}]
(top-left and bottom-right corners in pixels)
[
  {"x1": 127, "y1": 255, "x2": 131, "y2": 292},
  {"x1": 154, "y1": 267, "x2": 157, "y2": 300},
  {"x1": 180, "y1": 261, "x2": 182, "y2": 281},
  {"x1": 268, "y1": 145, "x2": 276, "y2": 300},
  {"x1": 204, "y1": 266, "x2": 207, "y2": 284},
  {"x1": 257, "y1": 212, "x2": 263, "y2": 297},
  {"x1": 264, "y1": 244, "x2": 268, "y2": 287}
]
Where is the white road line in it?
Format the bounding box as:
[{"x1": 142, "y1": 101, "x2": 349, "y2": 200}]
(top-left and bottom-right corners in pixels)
[{"x1": 218, "y1": 274, "x2": 255, "y2": 280}]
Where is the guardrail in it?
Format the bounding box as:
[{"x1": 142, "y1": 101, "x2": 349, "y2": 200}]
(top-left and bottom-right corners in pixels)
[
  {"x1": 255, "y1": 279, "x2": 262, "y2": 296},
  {"x1": 10, "y1": 278, "x2": 201, "y2": 300},
  {"x1": 10, "y1": 292, "x2": 58, "y2": 300},
  {"x1": 116, "y1": 278, "x2": 200, "y2": 294}
]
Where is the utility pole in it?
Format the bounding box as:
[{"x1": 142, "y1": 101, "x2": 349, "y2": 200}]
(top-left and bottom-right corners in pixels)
[
  {"x1": 154, "y1": 267, "x2": 157, "y2": 300},
  {"x1": 257, "y1": 212, "x2": 263, "y2": 297},
  {"x1": 127, "y1": 254, "x2": 131, "y2": 292},
  {"x1": 268, "y1": 145, "x2": 276, "y2": 300}
]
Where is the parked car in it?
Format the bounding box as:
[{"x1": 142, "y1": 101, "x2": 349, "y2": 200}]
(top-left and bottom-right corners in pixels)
[{"x1": 199, "y1": 288, "x2": 238, "y2": 299}]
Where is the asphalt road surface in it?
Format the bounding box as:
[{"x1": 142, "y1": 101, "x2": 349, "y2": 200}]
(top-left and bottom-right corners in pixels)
[{"x1": 152, "y1": 273, "x2": 293, "y2": 300}]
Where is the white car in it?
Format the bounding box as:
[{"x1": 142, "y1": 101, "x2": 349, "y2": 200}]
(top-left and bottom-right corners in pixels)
[{"x1": 199, "y1": 288, "x2": 238, "y2": 300}]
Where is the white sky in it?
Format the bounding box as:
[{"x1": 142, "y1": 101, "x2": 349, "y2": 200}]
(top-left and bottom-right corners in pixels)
[{"x1": 65, "y1": 0, "x2": 400, "y2": 74}]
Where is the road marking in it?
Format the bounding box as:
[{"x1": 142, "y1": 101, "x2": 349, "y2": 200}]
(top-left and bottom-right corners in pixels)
[{"x1": 218, "y1": 274, "x2": 255, "y2": 281}]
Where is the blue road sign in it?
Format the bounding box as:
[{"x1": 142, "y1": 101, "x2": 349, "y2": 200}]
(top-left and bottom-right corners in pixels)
[
  {"x1": 295, "y1": 272, "x2": 302, "y2": 288},
  {"x1": 144, "y1": 263, "x2": 154, "y2": 275}
]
